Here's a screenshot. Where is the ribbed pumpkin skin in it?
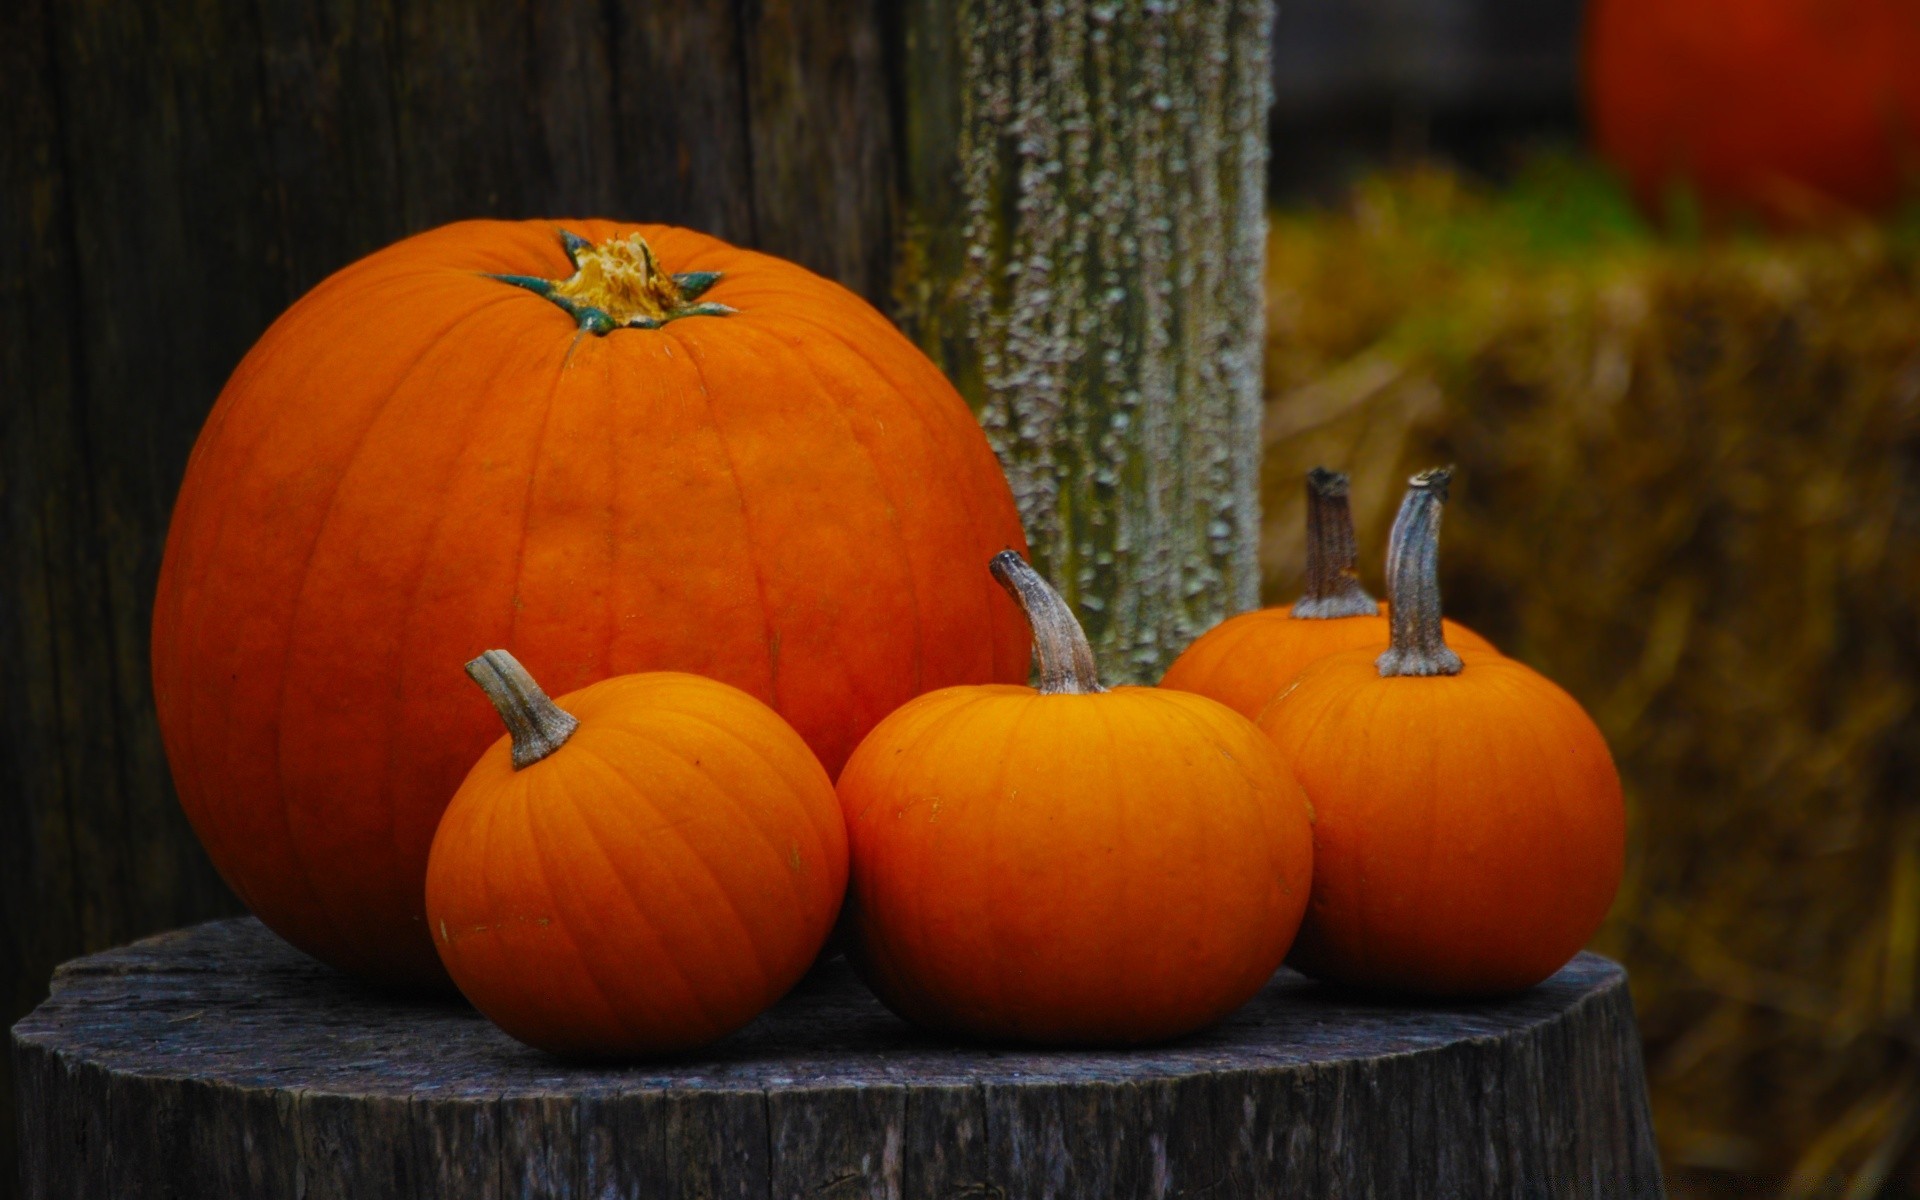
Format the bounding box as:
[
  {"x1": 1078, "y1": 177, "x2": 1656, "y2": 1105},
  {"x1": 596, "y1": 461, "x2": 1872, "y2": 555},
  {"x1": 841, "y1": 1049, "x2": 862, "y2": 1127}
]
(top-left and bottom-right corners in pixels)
[
  {"x1": 1258, "y1": 648, "x2": 1625, "y2": 995},
  {"x1": 1586, "y1": 0, "x2": 1920, "y2": 223},
  {"x1": 839, "y1": 685, "x2": 1314, "y2": 1045},
  {"x1": 1160, "y1": 604, "x2": 1495, "y2": 721},
  {"x1": 151, "y1": 219, "x2": 1028, "y2": 988},
  {"x1": 426, "y1": 671, "x2": 846, "y2": 1058}
]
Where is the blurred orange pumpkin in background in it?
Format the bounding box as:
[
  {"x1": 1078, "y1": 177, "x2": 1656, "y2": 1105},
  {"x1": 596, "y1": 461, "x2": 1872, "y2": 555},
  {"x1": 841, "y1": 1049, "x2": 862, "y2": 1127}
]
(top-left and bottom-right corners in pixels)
[{"x1": 1584, "y1": 0, "x2": 1920, "y2": 225}]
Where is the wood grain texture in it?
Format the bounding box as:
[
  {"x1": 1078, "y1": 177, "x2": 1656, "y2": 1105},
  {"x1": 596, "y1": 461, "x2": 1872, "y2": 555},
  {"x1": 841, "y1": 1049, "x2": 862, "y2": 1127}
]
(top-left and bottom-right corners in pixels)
[
  {"x1": 895, "y1": 0, "x2": 1272, "y2": 682},
  {"x1": 0, "y1": 3, "x2": 897, "y2": 1195},
  {"x1": 741, "y1": 0, "x2": 897, "y2": 303},
  {"x1": 13, "y1": 919, "x2": 1665, "y2": 1197}
]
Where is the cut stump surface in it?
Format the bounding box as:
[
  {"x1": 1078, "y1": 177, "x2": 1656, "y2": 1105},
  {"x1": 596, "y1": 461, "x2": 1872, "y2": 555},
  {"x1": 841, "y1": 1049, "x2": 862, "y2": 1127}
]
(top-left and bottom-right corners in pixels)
[{"x1": 12, "y1": 918, "x2": 1662, "y2": 1198}]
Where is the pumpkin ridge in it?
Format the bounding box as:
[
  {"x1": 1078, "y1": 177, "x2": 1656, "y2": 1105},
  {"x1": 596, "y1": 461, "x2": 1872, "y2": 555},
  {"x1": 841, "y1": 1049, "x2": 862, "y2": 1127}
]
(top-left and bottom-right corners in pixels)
[
  {"x1": 1504, "y1": 669, "x2": 1573, "y2": 982},
  {"x1": 177, "y1": 285, "x2": 520, "y2": 861},
  {"x1": 845, "y1": 689, "x2": 991, "y2": 826},
  {"x1": 982, "y1": 696, "x2": 1046, "y2": 1030},
  {"x1": 589, "y1": 342, "x2": 621, "y2": 687},
  {"x1": 516, "y1": 767, "x2": 682, "y2": 1045},
  {"x1": 889, "y1": 695, "x2": 998, "y2": 981},
  {"x1": 1267, "y1": 666, "x2": 1364, "y2": 966},
  {"x1": 374, "y1": 364, "x2": 558, "y2": 880},
  {"x1": 559, "y1": 749, "x2": 771, "y2": 1038},
  {"x1": 661, "y1": 326, "x2": 783, "y2": 711},
  {"x1": 1267, "y1": 659, "x2": 1354, "y2": 760},
  {"x1": 594, "y1": 337, "x2": 760, "y2": 694},
  {"x1": 1095, "y1": 695, "x2": 1150, "y2": 1032},
  {"x1": 1432, "y1": 668, "x2": 1523, "y2": 987},
  {"x1": 598, "y1": 344, "x2": 645, "y2": 687},
  {"x1": 864, "y1": 693, "x2": 1008, "y2": 1029},
  {"x1": 259, "y1": 292, "x2": 530, "y2": 965},
  {"x1": 1154, "y1": 690, "x2": 1252, "y2": 783},
  {"x1": 526, "y1": 740, "x2": 742, "y2": 1033},
  {"x1": 562, "y1": 730, "x2": 786, "y2": 1001},
  {"x1": 1400, "y1": 681, "x2": 1449, "y2": 982},
  {"x1": 1496, "y1": 661, "x2": 1599, "y2": 977},
  {"x1": 1150, "y1": 693, "x2": 1299, "y2": 987},
  {"x1": 591, "y1": 700, "x2": 836, "y2": 911},
  {"x1": 725, "y1": 319, "x2": 929, "y2": 696},
  {"x1": 772, "y1": 307, "x2": 1023, "y2": 681},
  {"x1": 1412, "y1": 683, "x2": 1447, "y2": 984},
  {"x1": 499, "y1": 331, "x2": 581, "y2": 657},
  {"x1": 474, "y1": 752, "x2": 586, "y2": 1032},
  {"x1": 864, "y1": 691, "x2": 998, "y2": 998}
]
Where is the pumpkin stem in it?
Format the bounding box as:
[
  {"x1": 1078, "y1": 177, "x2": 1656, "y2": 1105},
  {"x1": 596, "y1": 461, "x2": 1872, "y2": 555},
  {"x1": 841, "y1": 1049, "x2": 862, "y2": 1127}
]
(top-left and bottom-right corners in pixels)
[
  {"x1": 489, "y1": 228, "x2": 735, "y2": 335},
  {"x1": 989, "y1": 551, "x2": 1106, "y2": 696},
  {"x1": 1291, "y1": 467, "x2": 1378, "y2": 619},
  {"x1": 465, "y1": 650, "x2": 580, "y2": 769},
  {"x1": 1377, "y1": 467, "x2": 1465, "y2": 678}
]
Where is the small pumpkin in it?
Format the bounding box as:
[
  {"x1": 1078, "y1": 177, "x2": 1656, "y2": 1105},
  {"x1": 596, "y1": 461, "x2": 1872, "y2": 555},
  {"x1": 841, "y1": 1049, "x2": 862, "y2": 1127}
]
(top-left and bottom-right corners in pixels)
[
  {"x1": 1161, "y1": 468, "x2": 1493, "y2": 720},
  {"x1": 838, "y1": 552, "x2": 1314, "y2": 1045},
  {"x1": 152, "y1": 220, "x2": 1027, "y2": 988},
  {"x1": 426, "y1": 650, "x2": 847, "y2": 1058},
  {"x1": 1257, "y1": 469, "x2": 1625, "y2": 995}
]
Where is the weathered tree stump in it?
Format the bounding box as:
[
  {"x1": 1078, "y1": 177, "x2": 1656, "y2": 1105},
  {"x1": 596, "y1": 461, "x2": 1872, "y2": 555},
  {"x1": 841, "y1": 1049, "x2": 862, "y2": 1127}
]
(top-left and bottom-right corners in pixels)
[{"x1": 12, "y1": 918, "x2": 1661, "y2": 1198}]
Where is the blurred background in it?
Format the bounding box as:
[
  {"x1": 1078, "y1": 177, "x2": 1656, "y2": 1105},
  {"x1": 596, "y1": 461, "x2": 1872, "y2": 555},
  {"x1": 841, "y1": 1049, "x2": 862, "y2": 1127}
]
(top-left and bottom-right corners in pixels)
[
  {"x1": 1261, "y1": 1, "x2": 1920, "y2": 1195},
  {"x1": 6, "y1": 0, "x2": 1920, "y2": 1196},
  {"x1": 1270, "y1": 0, "x2": 1584, "y2": 200}
]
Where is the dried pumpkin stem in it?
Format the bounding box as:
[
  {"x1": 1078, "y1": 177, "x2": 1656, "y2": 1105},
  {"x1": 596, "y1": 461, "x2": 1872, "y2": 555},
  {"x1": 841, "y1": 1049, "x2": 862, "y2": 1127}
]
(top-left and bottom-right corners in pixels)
[
  {"x1": 1291, "y1": 467, "x2": 1378, "y2": 619},
  {"x1": 489, "y1": 228, "x2": 734, "y2": 335},
  {"x1": 465, "y1": 650, "x2": 580, "y2": 769},
  {"x1": 989, "y1": 551, "x2": 1106, "y2": 696},
  {"x1": 1377, "y1": 468, "x2": 1465, "y2": 678}
]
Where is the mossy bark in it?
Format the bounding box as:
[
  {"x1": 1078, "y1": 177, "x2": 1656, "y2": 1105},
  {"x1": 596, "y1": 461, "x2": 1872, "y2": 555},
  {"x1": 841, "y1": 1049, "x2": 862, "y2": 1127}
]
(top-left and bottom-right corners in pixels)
[{"x1": 895, "y1": 0, "x2": 1270, "y2": 682}]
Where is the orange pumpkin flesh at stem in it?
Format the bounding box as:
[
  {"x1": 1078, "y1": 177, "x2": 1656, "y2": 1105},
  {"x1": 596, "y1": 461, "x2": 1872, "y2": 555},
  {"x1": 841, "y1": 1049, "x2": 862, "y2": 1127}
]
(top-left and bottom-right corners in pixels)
[
  {"x1": 1160, "y1": 468, "x2": 1494, "y2": 720},
  {"x1": 150, "y1": 220, "x2": 1028, "y2": 989},
  {"x1": 1257, "y1": 470, "x2": 1625, "y2": 996},
  {"x1": 426, "y1": 649, "x2": 847, "y2": 1060},
  {"x1": 837, "y1": 552, "x2": 1315, "y2": 1046}
]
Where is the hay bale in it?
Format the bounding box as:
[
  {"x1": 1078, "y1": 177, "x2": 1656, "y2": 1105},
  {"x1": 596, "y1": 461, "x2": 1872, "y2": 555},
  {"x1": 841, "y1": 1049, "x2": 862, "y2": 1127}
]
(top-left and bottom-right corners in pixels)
[{"x1": 1261, "y1": 163, "x2": 1920, "y2": 1196}]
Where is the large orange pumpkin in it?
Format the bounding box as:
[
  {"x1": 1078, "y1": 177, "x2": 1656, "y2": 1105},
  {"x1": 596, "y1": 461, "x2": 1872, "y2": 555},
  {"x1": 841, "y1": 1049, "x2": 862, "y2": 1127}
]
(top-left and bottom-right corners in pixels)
[
  {"x1": 427, "y1": 651, "x2": 845, "y2": 1058},
  {"x1": 1161, "y1": 468, "x2": 1493, "y2": 720},
  {"x1": 1257, "y1": 470, "x2": 1624, "y2": 995},
  {"x1": 1586, "y1": 0, "x2": 1920, "y2": 224},
  {"x1": 838, "y1": 552, "x2": 1315, "y2": 1045},
  {"x1": 151, "y1": 220, "x2": 1028, "y2": 989}
]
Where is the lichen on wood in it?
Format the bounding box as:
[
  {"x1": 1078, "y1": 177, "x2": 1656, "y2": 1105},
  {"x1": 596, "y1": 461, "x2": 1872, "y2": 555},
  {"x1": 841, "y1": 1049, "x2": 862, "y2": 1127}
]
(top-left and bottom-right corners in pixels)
[{"x1": 895, "y1": 0, "x2": 1271, "y2": 682}]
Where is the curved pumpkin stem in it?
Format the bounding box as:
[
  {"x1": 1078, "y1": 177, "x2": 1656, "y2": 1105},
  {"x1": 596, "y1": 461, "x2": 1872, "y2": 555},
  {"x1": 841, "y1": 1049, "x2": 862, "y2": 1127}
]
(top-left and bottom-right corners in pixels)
[
  {"x1": 989, "y1": 551, "x2": 1106, "y2": 696},
  {"x1": 1291, "y1": 467, "x2": 1378, "y2": 620},
  {"x1": 1377, "y1": 467, "x2": 1464, "y2": 678},
  {"x1": 465, "y1": 650, "x2": 581, "y2": 769}
]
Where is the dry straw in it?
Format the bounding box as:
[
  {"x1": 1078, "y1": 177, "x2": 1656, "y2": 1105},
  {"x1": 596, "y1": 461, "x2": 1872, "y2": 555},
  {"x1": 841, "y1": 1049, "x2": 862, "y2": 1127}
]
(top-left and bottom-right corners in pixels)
[{"x1": 1261, "y1": 163, "x2": 1920, "y2": 1197}]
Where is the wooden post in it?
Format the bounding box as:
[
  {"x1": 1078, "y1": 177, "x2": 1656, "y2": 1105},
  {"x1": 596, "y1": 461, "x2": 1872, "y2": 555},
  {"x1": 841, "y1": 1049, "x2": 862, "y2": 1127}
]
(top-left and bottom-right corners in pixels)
[
  {"x1": 0, "y1": 2, "x2": 895, "y2": 1186},
  {"x1": 13, "y1": 919, "x2": 1666, "y2": 1197},
  {"x1": 895, "y1": 0, "x2": 1271, "y2": 682}
]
